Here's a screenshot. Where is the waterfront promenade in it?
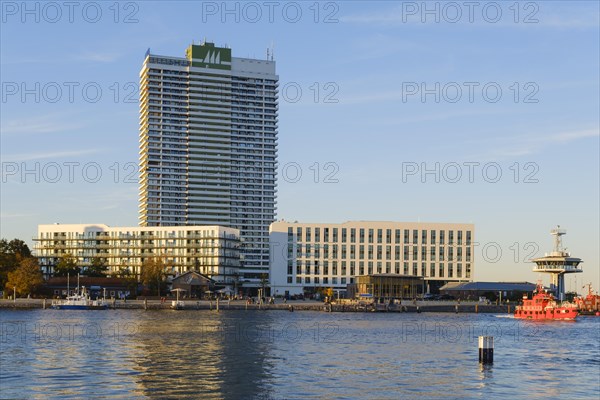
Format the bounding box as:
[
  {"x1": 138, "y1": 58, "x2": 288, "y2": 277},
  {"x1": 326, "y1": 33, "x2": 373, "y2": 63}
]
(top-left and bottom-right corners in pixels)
[{"x1": 0, "y1": 298, "x2": 513, "y2": 313}]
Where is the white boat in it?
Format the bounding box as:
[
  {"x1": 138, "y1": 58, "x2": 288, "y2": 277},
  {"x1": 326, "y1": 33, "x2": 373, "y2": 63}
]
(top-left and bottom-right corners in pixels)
[
  {"x1": 52, "y1": 286, "x2": 108, "y2": 310},
  {"x1": 51, "y1": 274, "x2": 108, "y2": 310}
]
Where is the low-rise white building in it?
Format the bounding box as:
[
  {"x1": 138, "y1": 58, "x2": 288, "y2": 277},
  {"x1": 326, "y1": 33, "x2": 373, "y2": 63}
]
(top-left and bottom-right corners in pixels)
[
  {"x1": 35, "y1": 224, "x2": 240, "y2": 284},
  {"x1": 270, "y1": 221, "x2": 474, "y2": 297}
]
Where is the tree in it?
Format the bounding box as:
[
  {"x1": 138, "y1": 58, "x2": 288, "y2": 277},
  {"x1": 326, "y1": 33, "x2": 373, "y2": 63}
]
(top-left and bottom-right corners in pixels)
[
  {"x1": 85, "y1": 257, "x2": 108, "y2": 277},
  {"x1": 259, "y1": 273, "x2": 269, "y2": 297},
  {"x1": 53, "y1": 254, "x2": 80, "y2": 277},
  {"x1": 5, "y1": 257, "x2": 44, "y2": 297},
  {"x1": 231, "y1": 271, "x2": 241, "y2": 296},
  {"x1": 140, "y1": 258, "x2": 166, "y2": 296},
  {"x1": 0, "y1": 238, "x2": 32, "y2": 288}
]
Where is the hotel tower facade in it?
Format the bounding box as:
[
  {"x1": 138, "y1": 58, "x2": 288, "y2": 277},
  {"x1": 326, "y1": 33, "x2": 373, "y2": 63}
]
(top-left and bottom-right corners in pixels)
[{"x1": 139, "y1": 42, "x2": 278, "y2": 285}]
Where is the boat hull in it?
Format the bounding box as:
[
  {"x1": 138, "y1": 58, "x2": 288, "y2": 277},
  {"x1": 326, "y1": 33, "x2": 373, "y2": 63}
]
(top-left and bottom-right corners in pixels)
[
  {"x1": 514, "y1": 308, "x2": 578, "y2": 320},
  {"x1": 52, "y1": 304, "x2": 108, "y2": 310}
]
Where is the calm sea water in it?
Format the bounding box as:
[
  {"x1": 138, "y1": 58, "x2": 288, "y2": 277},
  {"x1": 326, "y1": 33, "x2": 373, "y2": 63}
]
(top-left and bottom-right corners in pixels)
[{"x1": 1, "y1": 309, "x2": 598, "y2": 399}]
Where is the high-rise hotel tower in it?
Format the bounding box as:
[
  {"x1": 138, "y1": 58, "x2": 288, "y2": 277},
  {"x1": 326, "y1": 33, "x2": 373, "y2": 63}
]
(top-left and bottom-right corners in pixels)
[{"x1": 139, "y1": 42, "x2": 278, "y2": 285}]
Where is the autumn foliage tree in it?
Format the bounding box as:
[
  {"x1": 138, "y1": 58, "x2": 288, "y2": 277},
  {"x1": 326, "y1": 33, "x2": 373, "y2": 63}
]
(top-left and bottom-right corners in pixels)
[
  {"x1": 0, "y1": 238, "x2": 32, "y2": 288},
  {"x1": 53, "y1": 254, "x2": 80, "y2": 277},
  {"x1": 140, "y1": 257, "x2": 167, "y2": 296},
  {"x1": 85, "y1": 257, "x2": 109, "y2": 277},
  {"x1": 5, "y1": 257, "x2": 44, "y2": 297}
]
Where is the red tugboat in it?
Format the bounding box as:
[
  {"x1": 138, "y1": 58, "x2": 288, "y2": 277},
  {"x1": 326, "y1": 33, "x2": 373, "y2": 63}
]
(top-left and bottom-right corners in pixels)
[
  {"x1": 575, "y1": 283, "x2": 600, "y2": 316},
  {"x1": 514, "y1": 282, "x2": 579, "y2": 320}
]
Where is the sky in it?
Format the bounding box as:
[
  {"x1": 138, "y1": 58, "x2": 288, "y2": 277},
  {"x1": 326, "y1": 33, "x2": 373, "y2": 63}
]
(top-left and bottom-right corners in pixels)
[{"x1": 1, "y1": 1, "x2": 599, "y2": 290}]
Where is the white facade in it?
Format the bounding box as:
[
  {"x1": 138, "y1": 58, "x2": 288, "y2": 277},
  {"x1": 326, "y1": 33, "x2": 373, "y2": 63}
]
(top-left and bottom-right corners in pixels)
[
  {"x1": 270, "y1": 221, "x2": 475, "y2": 296},
  {"x1": 139, "y1": 42, "x2": 278, "y2": 285},
  {"x1": 35, "y1": 224, "x2": 240, "y2": 283}
]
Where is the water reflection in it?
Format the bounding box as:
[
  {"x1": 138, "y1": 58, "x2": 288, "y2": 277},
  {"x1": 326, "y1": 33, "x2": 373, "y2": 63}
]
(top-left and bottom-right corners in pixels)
[
  {"x1": 133, "y1": 311, "x2": 275, "y2": 399},
  {"x1": 1, "y1": 310, "x2": 598, "y2": 399}
]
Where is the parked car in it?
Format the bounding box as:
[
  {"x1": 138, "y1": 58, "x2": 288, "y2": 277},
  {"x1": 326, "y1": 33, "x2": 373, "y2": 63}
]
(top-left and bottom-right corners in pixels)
[{"x1": 423, "y1": 293, "x2": 439, "y2": 300}]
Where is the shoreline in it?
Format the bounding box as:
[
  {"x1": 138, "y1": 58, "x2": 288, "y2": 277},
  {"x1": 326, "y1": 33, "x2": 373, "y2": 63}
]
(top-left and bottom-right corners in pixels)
[{"x1": 0, "y1": 299, "x2": 513, "y2": 313}]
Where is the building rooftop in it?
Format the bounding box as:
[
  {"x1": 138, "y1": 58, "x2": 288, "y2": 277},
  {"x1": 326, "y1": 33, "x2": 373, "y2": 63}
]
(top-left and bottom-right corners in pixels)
[{"x1": 440, "y1": 282, "x2": 536, "y2": 292}]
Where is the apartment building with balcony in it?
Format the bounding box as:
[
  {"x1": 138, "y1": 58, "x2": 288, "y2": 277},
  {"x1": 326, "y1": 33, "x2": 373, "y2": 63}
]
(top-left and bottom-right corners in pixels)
[
  {"x1": 138, "y1": 42, "x2": 278, "y2": 287},
  {"x1": 34, "y1": 223, "x2": 240, "y2": 284}
]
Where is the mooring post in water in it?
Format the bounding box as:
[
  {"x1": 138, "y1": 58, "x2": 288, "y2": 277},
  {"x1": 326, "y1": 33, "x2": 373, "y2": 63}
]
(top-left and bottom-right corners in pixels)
[
  {"x1": 475, "y1": 304, "x2": 478, "y2": 313},
  {"x1": 144, "y1": 298, "x2": 147, "y2": 310},
  {"x1": 43, "y1": 298, "x2": 46, "y2": 309},
  {"x1": 455, "y1": 304, "x2": 459, "y2": 314},
  {"x1": 479, "y1": 336, "x2": 494, "y2": 364},
  {"x1": 216, "y1": 298, "x2": 220, "y2": 312}
]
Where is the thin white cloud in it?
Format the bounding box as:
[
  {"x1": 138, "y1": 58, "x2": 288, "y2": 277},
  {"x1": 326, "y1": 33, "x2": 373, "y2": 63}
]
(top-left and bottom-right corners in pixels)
[
  {"x1": 471, "y1": 128, "x2": 599, "y2": 160},
  {"x1": 340, "y1": 5, "x2": 599, "y2": 29},
  {"x1": 0, "y1": 212, "x2": 37, "y2": 219},
  {"x1": 0, "y1": 113, "x2": 86, "y2": 136},
  {"x1": 2, "y1": 149, "x2": 101, "y2": 162},
  {"x1": 75, "y1": 52, "x2": 120, "y2": 63}
]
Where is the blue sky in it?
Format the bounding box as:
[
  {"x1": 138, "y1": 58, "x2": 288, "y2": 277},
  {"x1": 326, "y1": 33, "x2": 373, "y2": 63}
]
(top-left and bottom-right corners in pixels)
[{"x1": 1, "y1": 1, "x2": 599, "y2": 289}]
